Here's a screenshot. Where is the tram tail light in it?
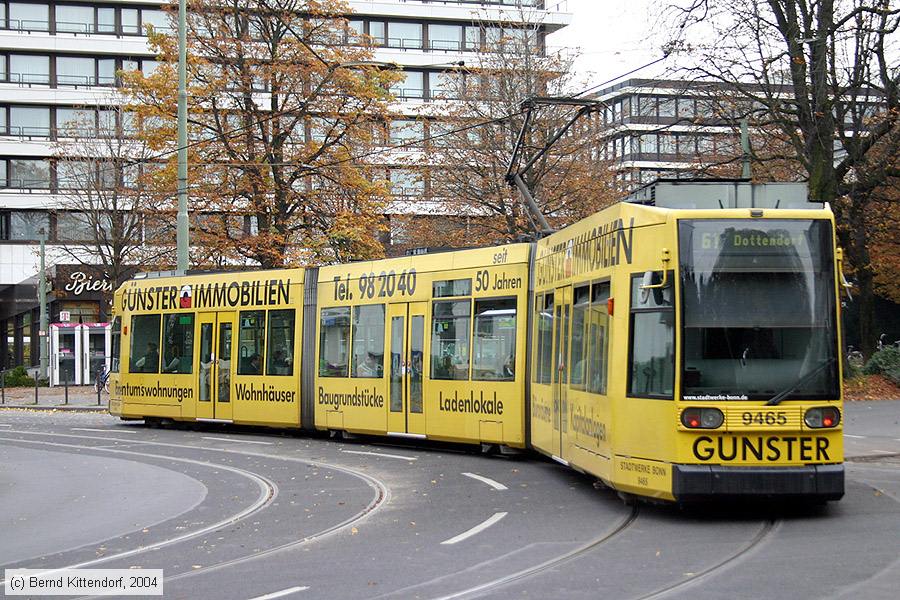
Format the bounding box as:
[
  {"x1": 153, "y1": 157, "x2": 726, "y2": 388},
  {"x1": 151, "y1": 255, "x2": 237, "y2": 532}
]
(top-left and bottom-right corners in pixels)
[
  {"x1": 681, "y1": 407, "x2": 724, "y2": 429},
  {"x1": 804, "y1": 407, "x2": 841, "y2": 429},
  {"x1": 607, "y1": 297, "x2": 614, "y2": 315}
]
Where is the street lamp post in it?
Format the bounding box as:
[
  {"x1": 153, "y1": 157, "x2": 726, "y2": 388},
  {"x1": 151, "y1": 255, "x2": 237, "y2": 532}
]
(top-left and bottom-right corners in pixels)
[
  {"x1": 176, "y1": 0, "x2": 189, "y2": 273},
  {"x1": 38, "y1": 230, "x2": 48, "y2": 380}
]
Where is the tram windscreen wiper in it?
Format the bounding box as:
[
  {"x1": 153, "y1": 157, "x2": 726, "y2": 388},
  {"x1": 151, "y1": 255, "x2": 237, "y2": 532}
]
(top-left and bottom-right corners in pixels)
[{"x1": 765, "y1": 358, "x2": 836, "y2": 406}]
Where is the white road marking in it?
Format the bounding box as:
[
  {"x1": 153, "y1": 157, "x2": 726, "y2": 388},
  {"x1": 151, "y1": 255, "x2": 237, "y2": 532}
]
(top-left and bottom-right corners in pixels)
[
  {"x1": 202, "y1": 436, "x2": 273, "y2": 445},
  {"x1": 247, "y1": 586, "x2": 310, "y2": 600},
  {"x1": 441, "y1": 512, "x2": 508, "y2": 545},
  {"x1": 844, "y1": 434, "x2": 866, "y2": 439},
  {"x1": 341, "y1": 449, "x2": 416, "y2": 461},
  {"x1": 0, "y1": 424, "x2": 11, "y2": 427},
  {"x1": 872, "y1": 450, "x2": 895, "y2": 454},
  {"x1": 72, "y1": 427, "x2": 137, "y2": 434},
  {"x1": 462, "y1": 472, "x2": 508, "y2": 491}
]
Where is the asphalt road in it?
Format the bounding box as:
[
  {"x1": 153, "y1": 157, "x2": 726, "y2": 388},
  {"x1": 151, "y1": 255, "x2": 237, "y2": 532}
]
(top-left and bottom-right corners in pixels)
[{"x1": 0, "y1": 401, "x2": 898, "y2": 600}]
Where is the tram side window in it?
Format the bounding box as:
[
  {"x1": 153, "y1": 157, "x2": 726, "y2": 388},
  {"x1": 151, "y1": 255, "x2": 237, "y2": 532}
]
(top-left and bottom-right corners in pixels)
[
  {"x1": 162, "y1": 314, "x2": 194, "y2": 374},
  {"x1": 628, "y1": 272, "x2": 674, "y2": 398},
  {"x1": 110, "y1": 316, "x2": 121, "y2": 373},
  {"x1": 319, "y1": 307, "x2": 350, "y2": 377},
  {"x1": 587, "y1": 282, "x2": 611, "y2": 394},
  {"x1": 431, "y1": 300, "x2": 471, "y2": 380},
  {"x1": 535, "y1": 294, "x2": 553, "y2": 384},
  {"x1": 569, "y1": 286, "x2": 590, "y2": 388},
  {"x1": 473, "y1": 298, "x2": 516, "y2": 381},
  {"x1": 351, "y1": 305, "x2": 385, "y2": 378},
  {"x1": 129, "y1": 314, "x2": 161, "y2": 373},
  {"x1": 237, "y1": 310, "x2": 265, "y2": 375},
  {"x1": 266, "y1": 309, "x2": 295, "y2": 376},
  {"x1": 433, "y1": 278, "x2": 471, "y2": 298}
]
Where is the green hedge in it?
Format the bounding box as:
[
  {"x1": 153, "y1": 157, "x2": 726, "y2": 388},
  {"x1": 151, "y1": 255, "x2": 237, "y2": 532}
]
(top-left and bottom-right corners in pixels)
[
  {"x1": 2, "y1": 366, "x2": 35, "y2": 387},
  {"x1": 863, "y1": 346, "x2": 900, "y2": 376}
]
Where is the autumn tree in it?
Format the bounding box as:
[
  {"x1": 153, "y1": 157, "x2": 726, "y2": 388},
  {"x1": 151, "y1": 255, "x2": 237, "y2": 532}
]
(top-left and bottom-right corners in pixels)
[
  {"x1": 412, "y1": 9, "x2": 619, "y2": 248},
  {"x1": 53, "y1": 106, "x2": 174, "y2": 286},
  {"x1": 123, "y1": 0, "x2": 401, "y2": 267},
  {"x1": 663, "y1": 0, "x2": 900, "y2": 354}
]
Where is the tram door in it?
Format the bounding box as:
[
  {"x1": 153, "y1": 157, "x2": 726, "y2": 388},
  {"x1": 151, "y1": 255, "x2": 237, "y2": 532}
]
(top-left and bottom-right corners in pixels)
[
  {"x1": 551, "y1": 286, "x2": 572, "y2": 458},
  {"x1": 386, "y1": 302, "x2": 427, "y2": 436},
  {"x1": 196, "y1": 312, "x2": 235, "y2": 421}
]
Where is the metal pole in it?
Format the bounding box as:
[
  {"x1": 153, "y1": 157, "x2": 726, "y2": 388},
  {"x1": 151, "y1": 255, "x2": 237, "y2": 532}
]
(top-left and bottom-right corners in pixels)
[
  {"x1": 34, "y1": 373, "x2": 38, "y2": 404},
  {"x1": 176, "y1": 0, "x2": 190, "y2": 273},
  {"x1": 740, "y1": 119, "x2": 752, "y2": 179},
  {"x1": 64, "y1": 371, "x2": 68, "y2": 405},
  {"x1": 1, "y1": 369, "x2": 5, "y2": 404},
  {"x1": 39, "y1": 233, "x2": 48, "y2": 381}
]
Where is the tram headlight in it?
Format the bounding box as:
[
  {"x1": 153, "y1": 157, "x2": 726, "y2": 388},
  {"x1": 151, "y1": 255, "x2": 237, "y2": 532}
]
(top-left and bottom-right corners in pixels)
[
  {"x1": 804, "y1": 407, "x2": 841, "y2": 429},
  {"x1": 681, "y1": 407, "x2": 724, "y2": 429}
]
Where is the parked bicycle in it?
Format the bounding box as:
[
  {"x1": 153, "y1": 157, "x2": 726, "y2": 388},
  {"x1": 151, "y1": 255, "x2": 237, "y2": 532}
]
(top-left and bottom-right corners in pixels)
[
  {"x1": 95, "y1": 366, "x2": 110, "y2": 394},
  {"x1": 846, "y1": 346, "x2": 865, "y2": 369}
]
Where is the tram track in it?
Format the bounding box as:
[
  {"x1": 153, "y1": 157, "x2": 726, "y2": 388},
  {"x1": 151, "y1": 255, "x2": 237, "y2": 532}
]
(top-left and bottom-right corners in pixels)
[
  {"x1": 426, "y1": 505, "x2": 640, "y2": 600},
  {"x1": 632, "y1": 517, "x2": 779, "y2": 600},
  {"x1": 0, "y1": 428, "x2": 391, "y2": 595}
]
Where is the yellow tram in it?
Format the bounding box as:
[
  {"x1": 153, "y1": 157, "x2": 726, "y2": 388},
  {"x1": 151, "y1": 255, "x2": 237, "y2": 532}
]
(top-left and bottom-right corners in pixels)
[{"x1": 110, "y1": 180, "x2": 845, "y2": 503}]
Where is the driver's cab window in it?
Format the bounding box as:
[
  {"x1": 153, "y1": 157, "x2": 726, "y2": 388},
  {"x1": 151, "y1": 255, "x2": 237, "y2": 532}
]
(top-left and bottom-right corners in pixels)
[{"x1": 628, "y1": 271, "x2": 674, "y2": 398}]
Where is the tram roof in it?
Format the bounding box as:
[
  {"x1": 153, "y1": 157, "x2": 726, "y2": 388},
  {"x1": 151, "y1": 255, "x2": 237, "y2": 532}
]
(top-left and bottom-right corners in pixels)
[{"x1": 624, "y1": 179, "x2": 823, "y2": 210}]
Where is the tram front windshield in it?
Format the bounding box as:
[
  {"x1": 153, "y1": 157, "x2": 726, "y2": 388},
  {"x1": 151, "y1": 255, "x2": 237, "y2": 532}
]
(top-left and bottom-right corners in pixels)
[{"x1": 679, "y1": 219, "x2": 838, "y2": 401}]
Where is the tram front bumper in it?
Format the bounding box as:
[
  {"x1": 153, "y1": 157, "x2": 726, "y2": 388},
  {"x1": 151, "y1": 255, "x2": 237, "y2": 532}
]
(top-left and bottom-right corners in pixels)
[{"x1": 672, "y1": 464, "x2": 844, "y2": 501}]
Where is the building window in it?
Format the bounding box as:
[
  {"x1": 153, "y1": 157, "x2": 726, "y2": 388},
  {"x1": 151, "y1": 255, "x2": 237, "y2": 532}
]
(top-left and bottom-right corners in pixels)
[
  {"x1": 639, "y1": 134, "x2": 657, "y2": 154},
  {"x1": 464, "y1": 25, "x2": 480, "y2": 50},
  {"x1": 428, "y1": 23, "x2": 462, "y2": 50},
  {"x1": 55, "y1": 5, "x2": 93, "y2": 33},
  {"x1": 390, "y1": 168, "x2": 424, "y2": 196},
  {"x1": 57, "y1": 56, "x2": 96, "y2": 85},
  {"x1": 9, "y1": 158, "x2": 49, "y2": 188},
  {"x1": 97, "y1": 7, "x2": 115, "y2": 33},
  {"x1": 57, "y1": 107, "x2": 96, "y2": 137},
  {"x1": 368, "y1": 21, "x2": 386, "y2": 45},
  {"x1": 658, "y1": 97, "x2": 676, "y2": 118},
  {"x1": 387, "y1": 22, "x2": 422, "y2": 49},
  {"x1": 6, "y1": 211, "x2": 48, "y2": 240},
  {"x1": 9, "y1": 54, "x2": 50, "y2": 84},
  {"x1": 10, "y1": 106, "x2": 50, "y2": 137},
  {"x1": 142, "y1": 9, "x2": 170, "y2": 33},
  {"x1": 121, "y1": 8, "x2": 139, "y2": 34},
  {"x1": 391, "y1": 71, "x2": 423, "y2": 99},
  {"x1": 388, "y1": 119, "x2": 424, "y2": 146},
  {"x1": 428, "y1": 71, "x2": 457, "y2": 99},
  {"x1": 56, "y1": 211, "x2": 95, "y2": 241},
  {"x1": 9, "y1": 3, "x2": 49, "y2": 31}
]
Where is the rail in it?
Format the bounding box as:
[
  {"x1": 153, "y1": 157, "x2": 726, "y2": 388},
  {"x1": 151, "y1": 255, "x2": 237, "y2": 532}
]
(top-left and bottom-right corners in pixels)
[{"x1": 0, "y1": 366, "x2": 105, "y2": 407}]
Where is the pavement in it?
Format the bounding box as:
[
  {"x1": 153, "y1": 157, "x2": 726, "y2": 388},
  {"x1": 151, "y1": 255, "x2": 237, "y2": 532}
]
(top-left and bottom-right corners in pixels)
[{"x1": 0, "y1": 385, "x2": 107, "y2": 411}]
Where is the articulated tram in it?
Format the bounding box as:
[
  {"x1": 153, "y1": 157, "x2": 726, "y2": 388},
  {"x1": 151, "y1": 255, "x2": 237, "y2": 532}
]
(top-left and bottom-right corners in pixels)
[{"x1": 110, "y1": 180, "x2": 845, "y2": 502}]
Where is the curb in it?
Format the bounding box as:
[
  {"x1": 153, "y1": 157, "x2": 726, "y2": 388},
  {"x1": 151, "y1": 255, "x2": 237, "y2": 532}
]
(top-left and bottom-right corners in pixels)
[{"x1": 0, "y1": 404, "x2": 108, "y2": 413}]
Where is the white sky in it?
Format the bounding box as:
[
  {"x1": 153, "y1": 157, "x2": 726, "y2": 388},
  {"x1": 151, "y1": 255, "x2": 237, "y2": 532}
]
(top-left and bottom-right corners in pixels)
[{"x1": 545, "y1": 0, "x2": 672, "y2": 93}]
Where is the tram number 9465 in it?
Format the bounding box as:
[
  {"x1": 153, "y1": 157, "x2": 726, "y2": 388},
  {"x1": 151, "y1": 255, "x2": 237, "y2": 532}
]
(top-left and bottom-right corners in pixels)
[
  {"x1": 742, "y1": 411, "x2": 788, "y2": 426},
  {"x1": 358, "y1": 269, "x2": 417, "y2": 299}
]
